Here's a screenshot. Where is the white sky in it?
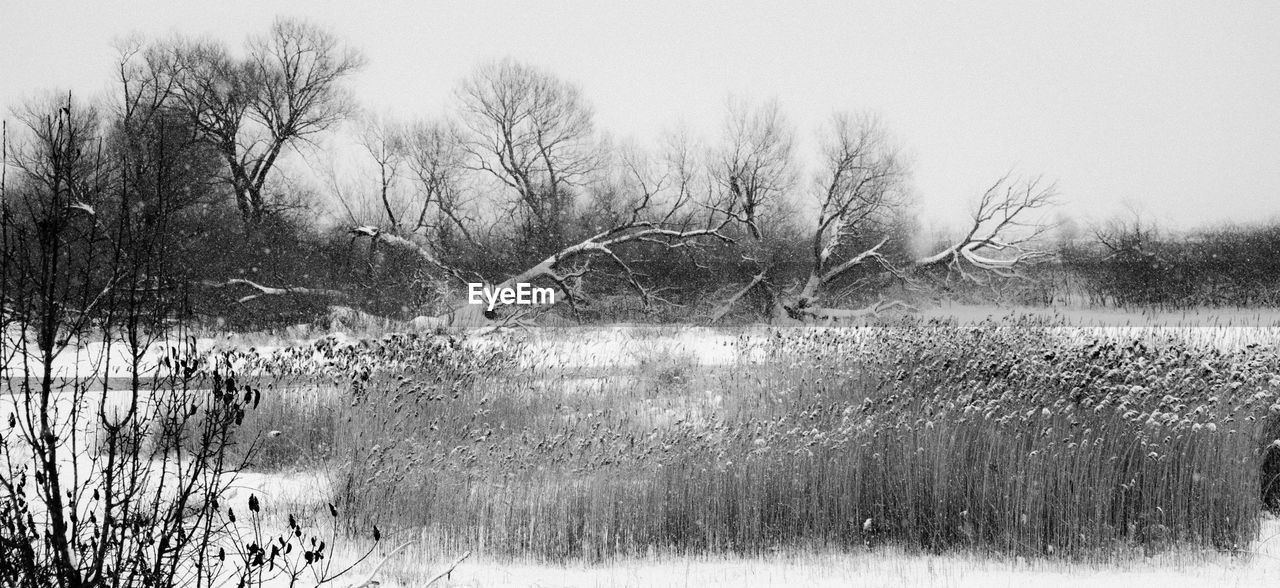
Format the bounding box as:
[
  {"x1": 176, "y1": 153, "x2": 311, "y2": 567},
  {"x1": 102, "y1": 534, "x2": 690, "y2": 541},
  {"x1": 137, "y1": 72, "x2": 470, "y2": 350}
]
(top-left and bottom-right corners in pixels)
[{"x1": 2, "y1": 0, "x2": 1278, "y2": 232}]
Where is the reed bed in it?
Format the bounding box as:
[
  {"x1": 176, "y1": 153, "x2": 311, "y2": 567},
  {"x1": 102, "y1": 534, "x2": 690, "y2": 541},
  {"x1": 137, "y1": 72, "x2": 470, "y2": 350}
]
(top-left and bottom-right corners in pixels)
[{"x1": 232, "y1": 319, "x2": 1280, "y2": 562}]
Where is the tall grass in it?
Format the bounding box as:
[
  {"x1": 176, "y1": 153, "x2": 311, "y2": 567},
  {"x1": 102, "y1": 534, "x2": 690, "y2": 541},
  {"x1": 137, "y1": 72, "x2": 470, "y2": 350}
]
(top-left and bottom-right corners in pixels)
[{"x1": 233, "y1": 320, "x2": 1280, "y2": 561}]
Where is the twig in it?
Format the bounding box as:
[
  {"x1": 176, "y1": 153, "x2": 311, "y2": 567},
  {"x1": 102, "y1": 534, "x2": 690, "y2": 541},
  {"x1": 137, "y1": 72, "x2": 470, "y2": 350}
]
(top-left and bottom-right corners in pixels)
[
  {"x1": 343, "y1": 541, "x2": 416, "y2": 588},
  {"x1": 424, "y1": 550, "x2": 472, "y2": 587}
]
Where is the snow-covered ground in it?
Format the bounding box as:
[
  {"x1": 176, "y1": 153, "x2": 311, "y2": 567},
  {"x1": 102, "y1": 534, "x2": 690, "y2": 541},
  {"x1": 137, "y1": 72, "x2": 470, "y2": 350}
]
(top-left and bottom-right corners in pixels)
[
  {"x1": 431, "y1": 548, "x2": 1280, "y2": 588},
  {"x1": 10, "y1": 314, "x2": 1280, "y2": 587},
  {"x1": 278, "y1": 517, "x2": 1280, "y2": 588}
]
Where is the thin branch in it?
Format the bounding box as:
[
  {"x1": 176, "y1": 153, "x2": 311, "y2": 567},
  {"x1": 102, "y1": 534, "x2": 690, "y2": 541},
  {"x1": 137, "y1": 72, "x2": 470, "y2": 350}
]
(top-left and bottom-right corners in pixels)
[
  {"x1": 344, "y1": 541, "x2": 417, "y2": 588},
  {"x1": 423, "y1": 550, "x2": 472, "y2": 587},
  {"x1": 200, "y1": 278, "x2": 350, "y2": 304}
]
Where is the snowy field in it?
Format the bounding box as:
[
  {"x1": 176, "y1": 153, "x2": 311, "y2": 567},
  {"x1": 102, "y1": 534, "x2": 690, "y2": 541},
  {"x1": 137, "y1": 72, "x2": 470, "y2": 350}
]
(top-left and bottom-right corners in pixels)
[{"x1": 9, "y1": 309, "x2": 1280, "y2": 587}]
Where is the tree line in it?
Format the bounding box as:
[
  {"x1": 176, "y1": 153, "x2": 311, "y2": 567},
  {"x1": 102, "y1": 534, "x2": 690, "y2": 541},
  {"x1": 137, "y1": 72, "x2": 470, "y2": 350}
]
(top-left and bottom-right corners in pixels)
[{"x1": 3, "y1": 17, "x2": 1273, "y2": 330}]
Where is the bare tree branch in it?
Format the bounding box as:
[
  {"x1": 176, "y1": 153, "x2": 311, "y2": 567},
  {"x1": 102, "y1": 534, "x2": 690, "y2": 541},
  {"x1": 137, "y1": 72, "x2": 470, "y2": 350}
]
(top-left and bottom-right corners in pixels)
[
  {"x1": 140, "y1": 17, "x2": 364, "y2": 227},
  {"x1": 201, "y1": 278, "x2": 350, "y2": 304},
  {"x1": 348, "y1": 225, "x2": 472, "y2": 288},
  {"x1": 914, "y1": 174, "x2": 1058, "y2": 277},
  {"x1": 422, "y1": 550, "x2": 472, "y2": 587},
  {"x1": 715, "y1": 98, "x2": 795, "y2": 240},
  {"x1": 435, "y1": 172, "x2": 736, "y2": 325},
  {"x1": 456, "y1": 58, "x2": 597, "y2": 252},
  {"x1": 707, "y1": 267, "x2": 771, "y2": 324},
  {"x1": 403, "y1": 118, "x2": 479, "y2": 246}
]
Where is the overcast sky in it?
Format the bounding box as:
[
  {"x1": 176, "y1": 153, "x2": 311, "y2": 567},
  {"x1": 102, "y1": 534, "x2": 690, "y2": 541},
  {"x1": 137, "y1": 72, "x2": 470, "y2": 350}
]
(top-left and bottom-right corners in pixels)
[{"x1": 2, "y1": 1, "x2": 1278, "y2": 232}]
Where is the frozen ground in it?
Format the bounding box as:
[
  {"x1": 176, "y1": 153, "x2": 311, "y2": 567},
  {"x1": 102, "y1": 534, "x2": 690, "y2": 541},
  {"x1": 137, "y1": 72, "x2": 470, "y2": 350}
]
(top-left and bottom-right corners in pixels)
[
  {"x1": 10, "y1": 310, "x2": 1280, "y2": 587},
  {"x1": 264, "y1": 516, "x2": 1280, "y2": 588},
  {"x1": 429, "y1": 547, "x2": 1280, "y2": 588}
]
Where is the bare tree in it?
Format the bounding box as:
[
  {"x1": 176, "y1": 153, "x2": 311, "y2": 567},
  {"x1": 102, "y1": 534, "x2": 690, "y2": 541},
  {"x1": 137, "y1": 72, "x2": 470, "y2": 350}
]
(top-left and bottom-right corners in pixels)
[
  {"x1": 328, "y1": 117, "x2": 482, "y2": 311},
  {"x1": 322, "y1": 112, "x2": 410, "y2": 229},
  {"x1": 6, "y1": 98, "x2": 104, "y2": 196},
  {"x1": 784, "y1": 113, "x2": 908, "y2": 315},
  {"x1": 356, "y1": 111, "x2": 406, "y2": 231},
  {"x1": 711, "y1": 113, "x2": 1055, "y2": 323},
  {"x1": 913, "y1": 173, "x2": 1057, "y2": 279},
  {"x1": 112, "y1": 38, "x2": 226, "y2": 231},
  {"x1": 438, "y1": 133, "x2": 738, "y2": 326},
  {"x1": 318, "y1": 150, "x2": 380, "y2": 227},
  {"x1": 402, "y1": 118, "x2": 476, "y2": 247},
  {"x1": 145, "y1": 17, "x2": 365, "y2": 227},
  {"x1": 715, "y1": 98, "x2": 796, "y2": 240},
  {"x1": 1, "y1": 95, "x2": 385, "y2": 586},
  {"x1": 2, "y1": 94, "x2": 210, "y2": 588},
  {"x1": 456, "y1": 58, "x2": 598, "y2": 255},
  {"x1": 709, "y1": 113, "x2": 902, "y2": 321}
]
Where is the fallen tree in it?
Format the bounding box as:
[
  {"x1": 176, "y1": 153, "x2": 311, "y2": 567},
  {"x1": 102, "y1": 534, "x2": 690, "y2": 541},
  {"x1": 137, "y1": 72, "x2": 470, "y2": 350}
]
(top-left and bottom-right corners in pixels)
[
  {"x1": 451, "y1": 144, "x2": 737, "y2": 325},
  {"x1": 443, "y1": 218, "x2": 735, "y2": 325},
  {"x1": 710, "y1": 114, "x2": 1056, "y2": 323},
  {"x1": 202, "y1": 106, "x2": 1051, "y2": 329},
  {"x1": 341, "y1": 127, "x2": 741, "y2": 328}
]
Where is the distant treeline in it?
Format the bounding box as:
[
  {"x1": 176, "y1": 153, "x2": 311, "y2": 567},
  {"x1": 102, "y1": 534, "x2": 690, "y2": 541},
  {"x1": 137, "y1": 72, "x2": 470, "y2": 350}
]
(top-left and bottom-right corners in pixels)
[
  {"x1": 3, "y1": 17, "x2": 1276, "y2": 331},
  {"x1": 180, "y1": 217, "x2": 1280, "y2": 328},
  {"x1": 1056, "y1": 222, "x2": 1280, "y2": 309}
]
